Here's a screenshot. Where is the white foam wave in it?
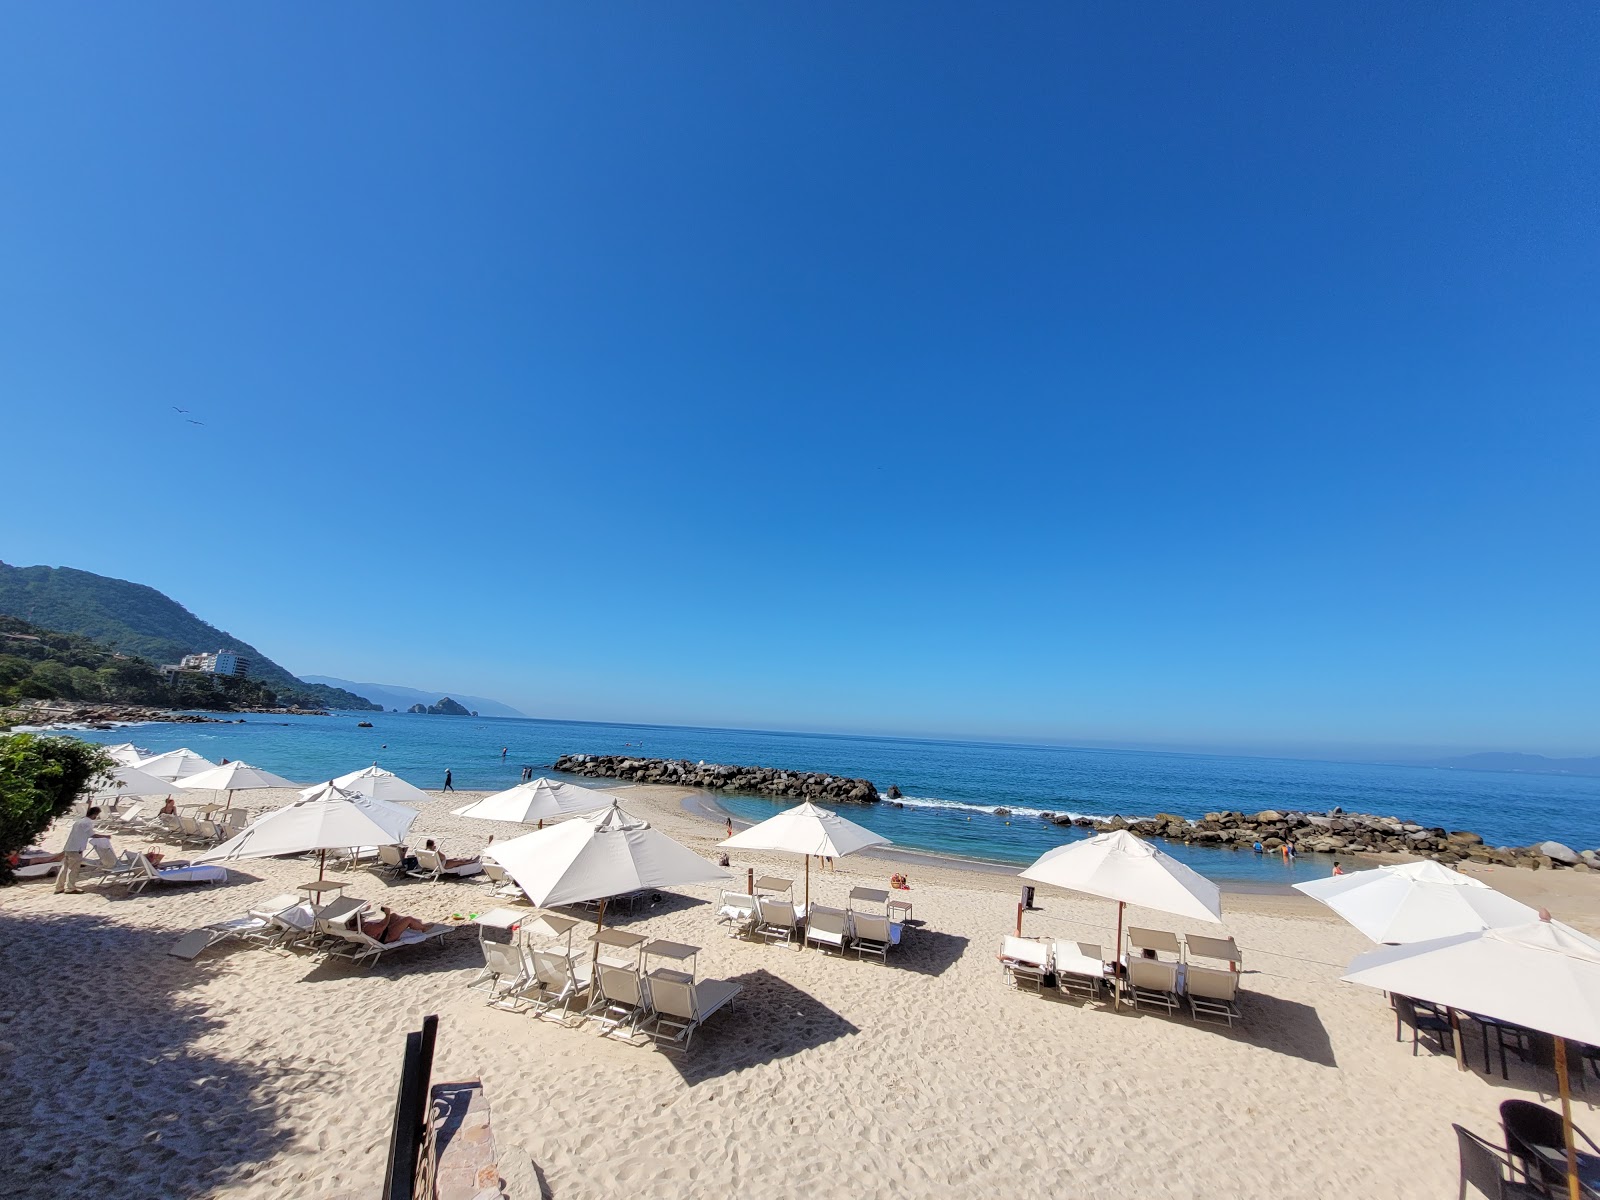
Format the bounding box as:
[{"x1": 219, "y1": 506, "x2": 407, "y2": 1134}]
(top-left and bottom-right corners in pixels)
[{"x1": 887, "y1": 793, "x2": 1138, "y2": 824}]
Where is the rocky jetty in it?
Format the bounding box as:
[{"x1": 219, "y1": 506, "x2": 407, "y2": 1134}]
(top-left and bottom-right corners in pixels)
[
  {"x1": 553, "y1": 754, "x2": 880, "y2": 804},
  {"x1": 1044, "y1": 808, "x2": 1598, "y2": 871},
  {"x1": 0, "y1": 700, "x2": 228, "y2": 731}
]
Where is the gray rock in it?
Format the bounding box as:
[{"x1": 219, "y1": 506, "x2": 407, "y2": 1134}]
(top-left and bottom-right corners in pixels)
[{"x1": 1536, "y1": 841, "x2": 1580, "y2": 866}]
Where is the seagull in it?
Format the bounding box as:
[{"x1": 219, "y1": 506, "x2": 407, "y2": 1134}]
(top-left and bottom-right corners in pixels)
[
  {"x1": 172, "y1": 406, "x2": 188, "y2": 413},
  {"x1": 186, "y1": 419, "x2": 205, "y2": 426}
]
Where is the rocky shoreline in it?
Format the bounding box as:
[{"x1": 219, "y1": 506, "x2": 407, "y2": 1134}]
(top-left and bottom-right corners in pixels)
[
  {"x1": 555, "y1": 752, "x2": 1599, "y2": 872},
  {"x1": 0, "y1": 699, "x2": 330, "y2": 732},
  {"x1": 553, "y1": 753, "x2": 879, "y2": 804}
]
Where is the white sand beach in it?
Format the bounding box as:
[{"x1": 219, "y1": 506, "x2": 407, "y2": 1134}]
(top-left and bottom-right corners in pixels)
[{"x1": 5, "y1": 784, "x2": 1597, "y2": 1200}]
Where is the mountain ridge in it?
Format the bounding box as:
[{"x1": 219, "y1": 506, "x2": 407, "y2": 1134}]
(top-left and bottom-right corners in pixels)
[
  {"x1": 0, "y1": 561, "x2": 379, "y2": 711},
  {"x1": 1410, "y1": 751, "x2": 1600, "y2": 778}
]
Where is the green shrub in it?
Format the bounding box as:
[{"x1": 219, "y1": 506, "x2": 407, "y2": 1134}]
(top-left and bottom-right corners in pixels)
[{"x1": 0, "y1": 733, "x2": 114, "y2": 883}]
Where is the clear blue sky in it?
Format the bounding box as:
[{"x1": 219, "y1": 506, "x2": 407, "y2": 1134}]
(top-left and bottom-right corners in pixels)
[{"x1": 2, "y1": 6, "x2": 1596, "y2": 757}]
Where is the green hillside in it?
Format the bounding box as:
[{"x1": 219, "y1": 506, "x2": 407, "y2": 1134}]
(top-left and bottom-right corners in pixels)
[{"x1": 0, "y1": 562, "x2": 378, "y2": 710}]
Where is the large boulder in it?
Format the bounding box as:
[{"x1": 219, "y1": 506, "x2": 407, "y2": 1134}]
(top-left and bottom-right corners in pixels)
[
  {"x1": 1536, "y1": 841, "x2": 1581, "y2": 866},
  {"x1": 1253, "y1": 810, "x2": 1283, "y2": 823}
]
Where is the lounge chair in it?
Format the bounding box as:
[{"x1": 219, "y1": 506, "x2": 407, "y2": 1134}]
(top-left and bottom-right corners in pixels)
[
  {"x1": 13, "y1": 851, "x2": 62, "y2": 880},
  {"x1": 169, "y1": 892, "x2": 302, "y2": 959},
  {"x1": 154, "y1": 812, "x2": 185, "y2": 842},
  {"x1": 271, "y1": 895, "x2": 371, "y2": 951},
  {"x1": 999, "y1": 935, "x2": 1052, "y2": 993},
  {"x1": 1052, "y1": 940, "x2": 1108, "y2": 1001},
  {"x1": 805, "y1": 906, "x2": 850, "y2": 955},
  {"x1": 370, "y1": 844, "x2": 409, "y2": 880},
  {"x1": 715, "y1": 891, "x2": 759, "y2": 939},
  {"x1": 324, "y1": 919, "x2": 454, "y2": 967},
  {"x1": 1393, "y1": 995, "x2": 1452, "y2": 1057},
  {"x1": 94, "y1": 804, "x2": 144, "y2": 833},
  {"x1": 480, "y1": 860, "x2": 525, "y2": 899},
  {"x1": 83, "y1": 841, "x2": 142, "y2": 888},
  {"x1": 1186, "y1": 965, "x2": 1241, "y2": 1026},
  {"x1": 1125, "y1": 958, "x2": 1181, "y2": 1016},
  {"x1": 1500, "y1": 1099, "x2": 1600, "y2": 1197},
  {"x1": 1453, "y1": 1124, "x2": 1544, "y2": 1200},
  {"x1": 1183, "y1": 933, "x2": 1241, "y2": 971},
  {"x1": 408, "y1": 849, "x2": 484, "y2": 882},
  {"x1": 755, "y1": 897, "x2": 802, "y2": 950},
  {"x1": 122, "y1": 853, "x2": 228, "y2": 893},
  {"x1": 517, "y1": 948, "x2": 592, "y2": 1022},
  {"x1": 586, "y1": 963, "x2": 651, "y2": 1040},
  {"x1": 646, "y1": 974, "x2": 743, "y2": 1053},
  {"x1": 471, "y1": 939, "x2": 531, "y2": 1006},
  {"x1": 851, "y1": 913, "x2": 900, "y2": 964},
  {"x1": 1127, "y1": 927, "x2": 1182, "y2": 961}
]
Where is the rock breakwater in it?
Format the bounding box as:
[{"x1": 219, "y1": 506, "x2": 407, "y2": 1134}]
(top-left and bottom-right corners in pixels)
[
  {"x1": 553, "y1": 754, "x2": 880, "y2": 804},
  {"x1": 1045, "y1": 808, "x2": 1598, "y2": 871}
]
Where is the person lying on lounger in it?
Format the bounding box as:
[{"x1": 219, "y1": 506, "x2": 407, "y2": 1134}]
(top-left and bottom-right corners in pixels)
[
  {"x1": 360, "y1": 906, "x2": 432, "y2": 944},
  {"x1": 9, "y1": 848, "x2": 64, "y2": 868},
  {"x1": 423, "y1": 839, "x2": 481, "y2": 871}
]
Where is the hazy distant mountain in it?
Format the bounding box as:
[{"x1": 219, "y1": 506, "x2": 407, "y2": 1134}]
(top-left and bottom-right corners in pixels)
[
  {"x1": 1417, "y1": 752, "x2": 1600, "y2": 778},
  {"x1": 0, "y1": 561, "x2": 379, "y2": 711},
  {"x1": 301, "y1": 676, "x2": 526, "y2": 719}
]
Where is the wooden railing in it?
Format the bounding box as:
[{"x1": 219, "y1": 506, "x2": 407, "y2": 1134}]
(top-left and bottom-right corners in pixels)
[{"x1": 382, "y1": 1014, "x2": 439, "y2": 1200}]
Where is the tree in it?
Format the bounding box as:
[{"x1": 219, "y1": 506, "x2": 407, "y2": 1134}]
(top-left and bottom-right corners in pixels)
[{"x1": 0, "y1": 733, "x2": 114, "y2": 884}]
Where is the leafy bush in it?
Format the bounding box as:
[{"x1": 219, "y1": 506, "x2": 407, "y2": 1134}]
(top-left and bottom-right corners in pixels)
[{"x1": 0, "y1": 733, "x2": 114, "y2": 883}]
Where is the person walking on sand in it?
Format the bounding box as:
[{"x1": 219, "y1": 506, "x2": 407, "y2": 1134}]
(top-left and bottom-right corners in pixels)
[
  {"x1": 442, "y1": 769, "x2": 454, "y2": 792},
  {"x1": 726, "y1": 817, "x2": 733, "y2": 838},
  {"x1": 55, "y1": 807, "x2": 100, "y2": 894}
]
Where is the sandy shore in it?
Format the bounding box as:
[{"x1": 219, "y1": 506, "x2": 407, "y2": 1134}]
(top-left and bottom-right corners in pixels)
[{"x1": 5, "y1": 783, "x2": 1597, "y2": 1199}]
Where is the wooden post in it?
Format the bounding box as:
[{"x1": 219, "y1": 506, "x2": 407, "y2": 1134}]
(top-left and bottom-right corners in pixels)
[
  {"x1": 746, "y1": 867, "x2": 754, "y2": 895},
  {"x1": 1555, "y1": 1035, "x2": 1580, "y2": 1200},
  {"x1": 1112, "y1": 901, "x2": 1125, "y2": 1011}
]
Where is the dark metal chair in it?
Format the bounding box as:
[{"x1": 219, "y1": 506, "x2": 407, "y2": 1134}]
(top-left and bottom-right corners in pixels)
[
  {"x1": 1470, "y1": 1012, "x2": 1536, "y2": 1080},
  {"x1": 1500, "y1": 1099, "x2": 1600, "y2": 1197},
  {"x1": 1454, "y1": 1124, "x2": 1545, "y2": 1199},
  {"x1": 1394, "y1": 995, "x2": 1452, "y2": 1057}
]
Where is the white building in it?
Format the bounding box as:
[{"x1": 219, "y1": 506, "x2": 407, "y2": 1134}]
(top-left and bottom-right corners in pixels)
[{"x1": 171, "y1": 649, "x2": 251, "y2": 678}]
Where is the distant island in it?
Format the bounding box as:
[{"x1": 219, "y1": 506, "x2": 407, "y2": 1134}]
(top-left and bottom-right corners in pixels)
[
  {"x1": 408, "y1": 696, "x2": 475, "y2": 716},
  {"x1": 1411, "y1": 751, "x2": 1600, "y2": 778},
  {"x1": 0, "y1": 561, "x2": 380, "y2": 711},
  {"x1": 302, "y1": 675, "x2": 524, "y2": 718}
]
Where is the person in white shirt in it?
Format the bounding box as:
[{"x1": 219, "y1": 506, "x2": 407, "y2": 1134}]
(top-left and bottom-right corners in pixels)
[{"x1": 54, "y1": 807, "x2": 101, "y2": 894}]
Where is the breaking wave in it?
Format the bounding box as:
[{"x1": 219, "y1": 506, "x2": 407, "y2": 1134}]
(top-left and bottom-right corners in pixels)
[{"x1": 887, "y1": 792, "x2": 1142, "y2": 825}]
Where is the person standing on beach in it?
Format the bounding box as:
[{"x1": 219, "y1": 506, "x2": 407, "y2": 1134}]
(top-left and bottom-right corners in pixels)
[
  {"x1": 443, "y1": 769, "x2": 454, "y2": 792},
  {"x1": 54, "y1": 807, "x2": 99, "y2": 894},
  {"x1": 725, "y1": 817, "x2": 733, "y2": 838}
]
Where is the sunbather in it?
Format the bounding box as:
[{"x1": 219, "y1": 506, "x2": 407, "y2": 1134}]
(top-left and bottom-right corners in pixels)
[
  {"x1": 423, "y1": 839, "x2": 480, "y2": 871},
  {"x1": 10, "y1": 848, "x2": 64, "y2": 868},
  {"x1": 361, "y1": 906, "x2": 431, "y2": 944},
  {"x1": 159, "y1": 796, "x2": 179, "y2": 817}
]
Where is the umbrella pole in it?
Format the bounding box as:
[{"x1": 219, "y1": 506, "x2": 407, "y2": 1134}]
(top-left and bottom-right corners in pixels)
[
  {"x1": 1555, "y1": 1036, "x2": 1580, "y2": 1200},
  {"x1": 1112, "y1": 901, "x2": 1125, "y2": 1011},
  {"x1": 319, "y1": 848, "x2": 327, "y2": 882},
  {"x1": 803, "y1": 857, "x2": 811, "y2": 951}
]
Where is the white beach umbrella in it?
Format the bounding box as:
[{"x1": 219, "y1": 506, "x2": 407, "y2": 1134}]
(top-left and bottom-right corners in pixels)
[
  {"x1": 452, "y1": 777, "x2": 616, "y2": 825},
  {"x1": 489, "y1": 801, "x2": 731, "y2": 918},
  {"x1": 314, "y1": 764, "x2": 433, "y2": 806},
  {"x1": 90, "y1": 764, "x2": 184, "y2": 800},
  {"x1": 134, "y1": 747, "x2": 219, "y2": 783},
  {"x1": 1021, "y1": 829, "x2": 1222, "y2": 1005},
  {"x1": 1342, "y1": 915, "x2": 1600, "y2": 1199},
  {"x1": 719, "y1": 800, "x2": 891, "y2": 913},
  {"x1": 103, "y1": 742, "x2": 147, "y2": 766},
  {"x1": 1293, "y1": 859, "x2": 1538, "y2": 944},
  {"x1": 180, "y1": 760, "x2": 300, "y2": 811},
  {"x1": 194, "y1": 781, "x2": 418, "y2": 878}
]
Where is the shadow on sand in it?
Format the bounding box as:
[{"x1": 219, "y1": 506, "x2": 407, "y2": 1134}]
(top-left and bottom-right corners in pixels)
[
  {"x1": 0, "y1": 908, "x2": 312, "y2": 1200},
  {"x1": 664, "y1": 967, "x2": 861, "y2": 1087}
]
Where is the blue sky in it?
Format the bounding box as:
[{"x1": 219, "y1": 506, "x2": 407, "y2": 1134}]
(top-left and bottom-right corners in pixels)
[{"x1": 2, "y1": 6, "x2": 1596, "y2": 757}]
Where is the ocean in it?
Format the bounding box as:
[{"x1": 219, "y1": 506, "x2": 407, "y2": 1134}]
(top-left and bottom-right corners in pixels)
[{"x1": 71, "y1": 713, "x2": 1600, "y2": 885}]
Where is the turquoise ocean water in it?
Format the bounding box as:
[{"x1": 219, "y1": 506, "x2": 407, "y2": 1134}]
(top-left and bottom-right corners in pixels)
[{"x1": 71, "y1": 713, "x2": 1600, "y2": 885}]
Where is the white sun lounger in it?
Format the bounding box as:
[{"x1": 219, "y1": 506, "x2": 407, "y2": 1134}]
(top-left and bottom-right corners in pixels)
[
  {"x1": 999, "y1": 935, "x2": 1052, "y2": 992},
  {"x1": 324, "y1": 921, "x2": 454, "y2": 967},
  {"x1": 408, "y1": 849, "x2": 485, "y2": 882},
  {"x1": 1052, "y1": 939, "x2": 1109, "y2": 1001},
  {"x1": 518, "y1": 948, "x2": 592, "y2": 1022},
  {"x1": 1125, "y1": 957, "x2": 1182, "y2": 1016},
  {"x1": 805, "y1": 906, "x2": 850, "y2": 955},
  {"x1": 755, "y1": 897, "x2": 802, "y2": 949},
  {"x1": 1186, "y1": 964, "x2": 1242, "y2": 1027},
  {"x1": 715, "y1": 891, "x2": 759, "y2": 938},
  {"x1": 122, "y1": 854, "x2": 228, "y2": 893},
  {"x1": 13, "y1": 854, "x2": 62, "y2": 880},
  {"x1": 586, "y1": 963, "x2": 651, "y2": 1040},
  {"x1": 169, "y1": 891, "x2": 303, "y2": 959},
  {"x1": 850, "y1": 913, "x2": 900, "y2": 964},
  {"x1": 646, "y1": 974, "x2": 743, "y2": 1053}
]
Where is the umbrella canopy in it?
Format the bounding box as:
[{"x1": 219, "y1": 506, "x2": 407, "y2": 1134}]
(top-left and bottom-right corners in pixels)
[
  {"x1": 719, "y1": 800, "x2": 891, "y2": 913},
  {"x1": 489, "y1": 801, "x2": 731, "y2": 909},
  {"x1": 720, "y1": 800, "x2": 891, "y2": 859},
  {"x1": 103, "y1": 742, "x2": 147, "y2": 766},
  {"x1": 311, "y1": 764, "x2": 433, "y2": 806},
  {"x1": 1020, "y1": 829, "x2": 1223, "y2": 924},
  {"x1": 134, "y1": 748, "x2": 219, "y2": 783},
  {"x1": 194, "y1": 782, "x2": 417, "y2": 864},
  {"x1": 452, "y1": 777, "x2": 617, "y2": 824},
  {"x1": 1294, "y1": 859, "x2": 1538, "y2": 944},
  {"x1": 1342, "y1": 917, "x2": 1600, "y2": 1049},
  {"x1": 91, "y1": 764, "x2": 184, "y2": 799},
  {"x1": 181, "y1": 760, "x2": 299, "y2": 793}
]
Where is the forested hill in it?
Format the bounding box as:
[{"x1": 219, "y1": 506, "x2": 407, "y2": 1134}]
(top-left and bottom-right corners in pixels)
[{"x1": 0, "y1": 562, "x2": 378, "y2": 710}]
